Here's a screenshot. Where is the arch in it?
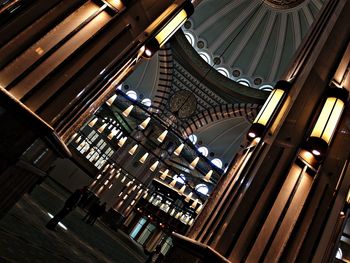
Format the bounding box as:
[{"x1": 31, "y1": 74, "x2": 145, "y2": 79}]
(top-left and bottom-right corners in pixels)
[
  {"x1": 180, "y1": 103, "x2": 261, "y2": 136},
  {"x1": 151, "y1": 43, "x2": 174, "y2": 112}
]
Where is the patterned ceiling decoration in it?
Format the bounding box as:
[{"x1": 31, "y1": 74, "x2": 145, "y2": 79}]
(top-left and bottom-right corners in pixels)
[{"x1": 183, "y1": 0, "x2": 326, "y2": 88}]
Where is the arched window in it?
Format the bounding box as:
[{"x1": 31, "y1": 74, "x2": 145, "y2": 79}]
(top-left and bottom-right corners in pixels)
[
  {"x1": 237, "y1": 79, "x2": 251, "y2": 87},
  {"x1": 126, "y1": 90, "x2": 137, "y2": 100},
  {"x1": 195, "y1": 184, "x2": 209, "y2": 195},
  {"x1": 216, "y1": 67, "x2": 230, "y2": 78},
  {"x1": 184, "y1": 32, "x2": 195, "y2": 46},
  {"x1": 188, "y1": 134, "x2": 197, "y2": 144},
  {"x1": 259, "y1": 85, "x2": 273, "y2": 91},
  {"x1": 198, "y1": 146, "x2": 208, "y2": 157},
  {"x1": 141, "y1": 98, "x2": 152, "y2": 107},
  {"x1": 176, "y1": 174, "x2": 186, "y2": 184},
  {"x1": 211, "y1": 158, "x2": 223, "y2": 169},
  {"x1": 198, "y1": 52, "x2": 211, "y2": 65}
]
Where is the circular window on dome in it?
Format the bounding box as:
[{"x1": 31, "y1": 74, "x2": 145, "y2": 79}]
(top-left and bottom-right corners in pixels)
[
  {"x1": 198, "y1": 146, "x2": 208, "y2": 157},
  {"x1": 141, "y1": 98, "x2": 152, "y2": 107},
  {"x1": 195, "y1": 184, "x2": 209, "y2": 195},
  {"x1": 126, "y1": 90, "x2": 137, "y2": 100},
  {"x1": 188, "y1": 134, "x2": 197, "y2": 144},
  {"x1": 237, "y1": 79, "x2": 251, "y2": 87},
  {"x1": 211, "y1": 158, "x2": 223, "y2": 169}
]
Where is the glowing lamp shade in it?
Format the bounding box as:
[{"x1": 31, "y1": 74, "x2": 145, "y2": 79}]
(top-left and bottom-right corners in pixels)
[
  {"x1": 139, "y1": 117, "x2": 151, "y2": 130},
  {"x1": 190, "y1": 199, "x2": 198, "y2": 209},
  {"x1": 139, "y1": 152, "x2": 149, "y2": 163},
  {"x1": 189, "y1": 157, "x2": 199, "y2": 169},
  {"x1": 122, "y1": 105, "x2": 134, "y2": 117},
  {"x1": 104, "y1": 0, "x2": 124, "y2": 11},
  {"x1": 128, "y1": 144, "x2": 138, "y2": 155},
  {"x1": 178, "y1": 185, "x2": 186, "y2": 195},
  {"x1": 247, "y1": 80, "x2": 291, "y2": 140},
  {"x1": 97, "y1": 123, "x2": 107, "y2": 133},
  {"x1": 185, "y1": 192, "x2": 193, "y2": 202},
  {"x1": 149, "y1": 160, "x2": 159, "y2": 171},
  {"x1": 307, "y1": 88, "x2": 348, "y2": 157},
  {"x1": 160, "y1": 169, "x2": 169, "y2": 180},
  {"x1": 117, "y1": 137, "x2": 127, "y2": 147},
  {"x1": 155, "y1": 9, "x2": 188, "y2": 47},
  {"x1": 174, "y1": 143, "x2": 184, "y2": 156},
  {"x1": 143, "y1": 2, "x2": 193, "y2": 58},
  {"x1": 88, "y1": 117, "x2": 98, "y2": 127},
  {"x1": 157, "y1": 130, "x2": 168, "y2": 143},
  {"x1": 203, "y1": 170, "x2": 213, "y2": 182},
  {"x1": 106, "y1": 94, "x2": 117, "y2": 106}
]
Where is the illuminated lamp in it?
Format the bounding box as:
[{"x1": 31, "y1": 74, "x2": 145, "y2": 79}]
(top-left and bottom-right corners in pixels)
[
  {"x1": 174, "y1": 143, "x2": 184, "y2": 156},
  {"x1": 128, "y1": 144, "x2": 138, "y2": 155},
  {"x1": 178, "y1": 185, "x2": 186, "y2": 195},
  {"x1": 203, "y1": 170, "x2": 213, "y2": 182},
  {"x1": 149, "y1": 160, "x2": 159, "y2": 171},
  {"x1": 185, "y1": 192, "x2": 193, "y2": 202},
  {"x1": 117, "y1": 137, "x2": 127, "y2": 147},
  {"x1": 122, "y1": 105, "x2": 133, "y2": 117},
  {"x1": 106, "y1": 94, "x2": 117, "y2": 106},
  {"x1": 247, "y1": 80, "x2": 291, "y2": 140},
  {"x1": 157, "y1": 130, "x2": 168, "y2": 143},
  {"x1": 97, "y1": 123, "x2": 107, "y2": 133},
  {"x1": 103, "y1": 0, "x2": 124, "y2": 11},
  {"x1": 160, "y1": 169, "x2": 169, "y2": 180},
  {"x1": 88, "y1": 117, "x2": 98, "y2": 127},
  {"x1": 189, "y1": 157, "x2": 199, "y2": 169},
  {"x1": 139, "y1": 152, "x2": 149, "y2": 163},
  {"x1": 139, "y1": 117, "x2": 151, "y2": 130},
  {"x1": 143, "y1": 2, "x2": 194, "y2": 58},
  {"x1": 306, "y1": 87, "x2": 348, "y2": 158}
]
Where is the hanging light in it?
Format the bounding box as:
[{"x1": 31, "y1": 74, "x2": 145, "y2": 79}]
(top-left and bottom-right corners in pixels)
[
  {"x1": 185, "y1": 192, "x2": 193, "y2": 202},
  {"x1": 128, "y1": 144, "x2": 138, "y2": 155},
  {"x1": 75, "y1": 135, "x2": 82, "y2": 143},
  {"x1": 104, "y1": 0, "x2": 124, "y2": 11},
  {"x1": 160, "y1": 169, "x2": 169, "y2": 180},
  {"x1": 190, "y1": 198, "x2": 198, "y2": 209},
  {"x1": 121, "y1": 176, "x2": 126, "y2": 183},
  {"x1": 139, "y1": 117, "x2": 151, "y2": 130},
  {"x1": 247, "y1": 80, "x2": 291, "y2": 140},
  {"x1": 97, "y1": 123, "x2": 107, "y2": 133},
  {"x1": 139, "y1": 152, "x2": 149, "y2": 163},
  {"x1": 122, "y1": 105, "x2": 134, "y2": 117},
  {"x1": 143, "y1": 2, "x2": 194, "y2": 58},
  {"x1": 178, "y1": 185, "x2": 186, "y2": 195},
  {"x1": 157, "y1": 130, "x2": 168, "y2": 143},
  {"x1": 149, "y1": 160, "x2": 159, "y2": 171},
  {"x1": 88, "y1": 117, "x2": 98, "y2": 127},
  {"x1": 189, "y1": 157, "x2": 199, "y2": 169},
  {"x1": 306, "y1": 87, "x2": 348, "y2": 157},
  {"x1": 106, "y1": 94, "x2": 117, "y2": 106},
  {"x1": 174, "y1": 143, "x2": 184, "y2": 156},
  {"x1": 169, "y1": 175, "x2": 177, "y2": 187},
  {"x1": 117, "y1": 137, "x2": 127, "y2": 147},
  {"x1": 196, "y1": 204, "x2": 203, "y2": 214},
  {"x1": 203, "y1": 170, "x2": 213, "y2": 182},
  {"x1": 107, "y1": 129, "x2": 119, "y2": 140}
]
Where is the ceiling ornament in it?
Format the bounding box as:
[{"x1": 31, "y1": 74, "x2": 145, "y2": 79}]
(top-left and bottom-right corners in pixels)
[{"x1": 264, "y1": 0, "x2": 306, "y2": 9}]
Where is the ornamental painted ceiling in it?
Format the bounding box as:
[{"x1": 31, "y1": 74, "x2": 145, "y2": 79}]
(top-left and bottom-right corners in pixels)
[
  {"x1": 119, "y1": 0, "x2": 326, "y2": 170},
  {"x1": 184, "y1": 0, "x2": 326, "y2": 88}
]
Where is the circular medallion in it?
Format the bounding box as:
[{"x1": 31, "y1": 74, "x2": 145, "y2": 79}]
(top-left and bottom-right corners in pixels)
[
  {"x1": 168, "y1": 90, "x2": 197, "y2": 119},
  {"x1": 265, "y1": 0, "x2": 305, "y2": 9}
]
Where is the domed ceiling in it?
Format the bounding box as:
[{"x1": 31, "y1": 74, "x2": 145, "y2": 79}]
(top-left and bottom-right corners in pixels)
[
  {"x1": 183, "y1": 0, "x2": 326, "y2": 89},
  {"x1": 120, "y1": 0, "x2": 327, "y2": 171}
]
